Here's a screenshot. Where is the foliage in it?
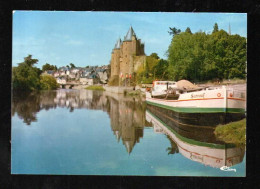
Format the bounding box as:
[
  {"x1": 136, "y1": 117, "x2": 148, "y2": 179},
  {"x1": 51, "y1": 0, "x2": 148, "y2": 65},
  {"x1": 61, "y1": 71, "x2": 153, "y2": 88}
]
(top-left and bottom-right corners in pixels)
[
  {"x1": 12, "y1": 55, "x2": 59, "y2": 91},
  {"x1": 213, "y1": 23, "x2": 219, "y2": 33},
  {"x1": 42, "y1": 63, "x2": 57, "y2": 72},
  {"x1": 40, "y1": 75, "x2": 59, "y2": 90},
  {"x1": 23, "y1": 54, "x2": 38, "y2": 67},
  {"x1": 185, "y1": 27, "x2": 192, "y2": 34},
  {"x1": 85, "y1": 85, "x2": 105, "y2": 91},
  {"x1": 12, "y1": 55, "x2": 41, "y2": 91},
  {"x1": 135, "y1": 53, "x2": 170, "y2": 84},
  {"x1": 70, "y1": 63, "x2": 76, "y2": 68},
  {"x1": 167, "y1": 24, "x2": 247, "y2": 82},
  {"x1": 214, "y1": 119, "x2": 246, "y2": 146},
  {"x1": 150, "y1": 53, "x2": 160, "y2": 59},
  {"x1": 168, "y1": 27, "x2": 181, "y2": 36}
]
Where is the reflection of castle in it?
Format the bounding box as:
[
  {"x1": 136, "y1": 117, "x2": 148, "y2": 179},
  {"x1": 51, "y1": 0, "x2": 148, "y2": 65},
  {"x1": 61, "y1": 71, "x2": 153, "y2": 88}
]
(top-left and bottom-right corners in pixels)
[
  {"x1": 109, "y1": 96, "x2": 147, "y2": 154},
  {"x1": 110, "y1": 26, "x2": 146, "y2": 81},
  {"x1": 146, "y1": 110, "x2": 245, "y2": 168},
  {"x1": 12, "y1": 90, "x2": 151, "y2": 154}
]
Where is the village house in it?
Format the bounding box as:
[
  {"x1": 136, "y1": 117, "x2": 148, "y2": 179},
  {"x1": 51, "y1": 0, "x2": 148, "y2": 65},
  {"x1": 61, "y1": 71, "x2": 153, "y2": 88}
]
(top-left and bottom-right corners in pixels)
[
  {"x1": 56, "y1": 76, "x2": 67, "y2": 84},
  {"x1": 96, "y1": 68, "x2": 109, "y2": 84},
  {"x1": 54, "y1": 71, "x2": 60, "y2": 78},
  {"x1": 42, "y1": 70, "x2": 55, "y2": 76}
]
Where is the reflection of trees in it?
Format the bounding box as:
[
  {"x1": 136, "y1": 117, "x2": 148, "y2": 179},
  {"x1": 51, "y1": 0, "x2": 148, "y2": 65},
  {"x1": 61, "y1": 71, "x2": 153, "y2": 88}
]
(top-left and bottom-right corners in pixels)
[
  {"x1": 166, "y1": 135, "x2": 179, "y2": 155},
  {"x1": 12, "y1": 91, "x2": 41, "y2": 125},
  {"x1": 12, "y1": 89, "x2": 151, "y2": 154}
]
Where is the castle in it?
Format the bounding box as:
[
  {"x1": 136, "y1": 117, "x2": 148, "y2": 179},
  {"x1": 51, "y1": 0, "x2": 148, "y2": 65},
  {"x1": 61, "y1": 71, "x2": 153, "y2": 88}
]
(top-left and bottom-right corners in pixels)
[{"x1": 110, "y1": 26, "x2": 146, "y2": 84}]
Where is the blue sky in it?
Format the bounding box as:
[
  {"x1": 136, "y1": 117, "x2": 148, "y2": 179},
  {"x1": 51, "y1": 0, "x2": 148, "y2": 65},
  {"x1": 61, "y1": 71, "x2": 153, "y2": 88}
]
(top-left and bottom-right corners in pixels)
[{"x1": 12, "y1": 11, "x2": 247, "y2": 68}]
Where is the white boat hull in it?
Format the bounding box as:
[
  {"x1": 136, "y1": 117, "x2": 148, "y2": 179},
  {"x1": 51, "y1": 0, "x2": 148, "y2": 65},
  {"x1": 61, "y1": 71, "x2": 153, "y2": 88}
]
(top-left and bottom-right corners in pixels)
[{"x1": 146, "y1": 86, "x2": 246, "y2": 113}]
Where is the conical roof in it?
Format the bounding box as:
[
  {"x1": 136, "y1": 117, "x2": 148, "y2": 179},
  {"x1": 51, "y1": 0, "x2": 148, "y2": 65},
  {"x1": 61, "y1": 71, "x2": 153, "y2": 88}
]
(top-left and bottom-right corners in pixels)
[
  {"x1": 124, "y1": 26, "x2": 136, "y2": 41},
  {"x1": 114, "y1": 38, "x2": 122, "y2": 49}
]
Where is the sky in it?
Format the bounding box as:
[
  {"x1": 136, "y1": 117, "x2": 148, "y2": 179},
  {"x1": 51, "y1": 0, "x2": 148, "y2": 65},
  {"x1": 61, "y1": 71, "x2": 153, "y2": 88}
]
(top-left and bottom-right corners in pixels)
[{"x1": 12, "y1": 11, "x2": 247, "y2": 68}]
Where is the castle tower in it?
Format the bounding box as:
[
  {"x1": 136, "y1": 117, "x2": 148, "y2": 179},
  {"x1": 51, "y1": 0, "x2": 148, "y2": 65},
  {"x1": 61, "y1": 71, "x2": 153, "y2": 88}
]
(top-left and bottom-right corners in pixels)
[
  {"x1": 111, "y1": 38, "x2": 122, "y2": 76},
  {"x1": 110, "y1": 26, "x2": 146, "y2": 84}
]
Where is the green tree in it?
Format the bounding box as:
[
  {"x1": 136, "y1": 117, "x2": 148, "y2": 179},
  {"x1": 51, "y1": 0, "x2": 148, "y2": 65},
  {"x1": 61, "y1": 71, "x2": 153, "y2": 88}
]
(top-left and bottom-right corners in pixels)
[
  {"x1": 70, "y1": 63, "x2": 76, "y2": 68},
  {"x1": 168, "y1": 27, "x2": 181, "y2": 36},
  {"x1": 213, "y1": 23, "x2": 219, "y2": 33},
  {"x1": 150, "y1": 53, "x2": 160, "y2": 59},
  {"x1": 167, "y1": 25, "x2": 246, "y2": 82},
  {"x1": 154, "y1": 59, "x2": 169, "y2": 80},
  {"x1": 185, "y1": 27, "x2": 192, "y2": 34},
  {"x1": 40, "y1": 75, "x2": 59, "y2": 90},
  {"x1": 23, "y1": 54, "x2": 38, "y2": 67},
  {"x1": 42, "y1": 63, "x2": 57, "y2": 72},
  {"x1": 12, "y1": 55, "x2": 41, "y2": 91}
]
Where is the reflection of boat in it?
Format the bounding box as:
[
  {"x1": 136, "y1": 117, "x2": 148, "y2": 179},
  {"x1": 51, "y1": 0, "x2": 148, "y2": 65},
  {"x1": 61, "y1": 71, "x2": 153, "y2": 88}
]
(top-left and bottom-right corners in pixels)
[
  {"x1": 146, "y1": 80, "x2": 246, "y2": 114},
  {"x1": 146, "y1": 110, "x2": 245, "y2": 168}
]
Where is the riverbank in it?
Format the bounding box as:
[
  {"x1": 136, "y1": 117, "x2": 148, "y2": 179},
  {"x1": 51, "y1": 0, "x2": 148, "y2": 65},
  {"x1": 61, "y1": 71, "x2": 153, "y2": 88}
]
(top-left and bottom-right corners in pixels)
[
  {"x1": 214, "y1": 118, "x2": 246, "y2": 146},
  {"x1": 85, "y1": 85, "x2": 105, "y2": 91}
]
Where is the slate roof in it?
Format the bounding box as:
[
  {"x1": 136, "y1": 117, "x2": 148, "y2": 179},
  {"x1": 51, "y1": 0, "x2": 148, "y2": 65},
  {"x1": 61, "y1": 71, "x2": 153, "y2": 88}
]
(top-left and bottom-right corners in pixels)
[
  {"x1": 124, "y1": 26, "x2": 136, "y2": 41},
  {"x1": 47, "y1": 70, "x2": 54, "y2": 74},
  {"x1": 114, "y1": 38, "x2": 122, "y2": 49}
]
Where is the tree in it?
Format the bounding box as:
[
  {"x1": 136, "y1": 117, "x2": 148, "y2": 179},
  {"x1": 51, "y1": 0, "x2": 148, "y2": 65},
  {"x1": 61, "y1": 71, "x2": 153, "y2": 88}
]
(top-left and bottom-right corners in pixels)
[
  {"x1": 70, "y1": 63, "x2": 76, "y2": 68},
  {"x1": 185, "y1": 27, "x2": 192, "y2": 34},
  {"x1": 154, "y1": 59, "x2": 169, "y2": 80},
  {"x1": 167, "y1": 27, "x2": 246, "y2": 82},
  {"x1": 42, "y1": 63, "x2": 57, "y2": 72},
  {"x1": 23, "y1": 54, "x2": 38, "y2": 67},
  {"x1": 40, "y1": 75, "x2": 59, "y2": 90},
  {"x1": 13, "y1": 55, "x2": 41, "y2": 91},
  {"x1": 213, "y1": 23, "x2": 219, "y2": 33},
  {"x1": 150, "y1": 53, "x2": 160, "y2": 59},
  {"x1": 12, "y1": 55, "x2": 61, "y2": 91},
  {"x1": 168, "y1": 27, "x2": 181, "y2": 36}
]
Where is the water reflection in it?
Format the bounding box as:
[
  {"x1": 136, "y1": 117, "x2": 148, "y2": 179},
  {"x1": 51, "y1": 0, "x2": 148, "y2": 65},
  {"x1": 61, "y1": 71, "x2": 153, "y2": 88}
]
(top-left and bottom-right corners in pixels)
[
  {"x1": 146, "y1": 109, "x2": 245, "y2": 168},
  {"x1": 12, "y1": 89, "x2": 245, "y2": 168},
  {"x1": 12, "y1": 89, "x2": 151, "y2": 154}
]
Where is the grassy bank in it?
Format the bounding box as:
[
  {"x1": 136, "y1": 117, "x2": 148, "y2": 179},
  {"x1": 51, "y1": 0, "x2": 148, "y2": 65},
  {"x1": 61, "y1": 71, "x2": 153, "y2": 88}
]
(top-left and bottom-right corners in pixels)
[
  {"x1": 214, "y1": 118, "x2": 246, "y2": 145},
  {"x1": 125, "y1": 90, "x2": 146, "y2": 98},
  {"x1": 85, "y1": 85, "x2": 105, "y2": 91}
]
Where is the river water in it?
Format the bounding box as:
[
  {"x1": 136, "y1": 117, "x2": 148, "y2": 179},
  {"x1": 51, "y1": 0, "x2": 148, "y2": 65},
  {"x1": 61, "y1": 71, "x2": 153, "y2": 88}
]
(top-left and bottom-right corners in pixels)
[{"x1": 11, "y1": 89, "x2": 246, "y2": 176}]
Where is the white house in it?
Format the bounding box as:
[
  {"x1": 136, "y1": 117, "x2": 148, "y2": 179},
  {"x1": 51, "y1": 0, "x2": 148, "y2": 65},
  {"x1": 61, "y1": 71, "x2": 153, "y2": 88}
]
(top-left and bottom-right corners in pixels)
[{"x1": 57, "y1": 77, "x2": 67, "y2": 84}]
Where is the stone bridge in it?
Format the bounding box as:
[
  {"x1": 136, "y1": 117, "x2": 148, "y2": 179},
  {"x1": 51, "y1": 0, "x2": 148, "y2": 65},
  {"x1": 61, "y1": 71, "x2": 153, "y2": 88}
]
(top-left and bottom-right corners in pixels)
[{"x1": 60, "y1": 82, "x2": 82, "y2": 89}]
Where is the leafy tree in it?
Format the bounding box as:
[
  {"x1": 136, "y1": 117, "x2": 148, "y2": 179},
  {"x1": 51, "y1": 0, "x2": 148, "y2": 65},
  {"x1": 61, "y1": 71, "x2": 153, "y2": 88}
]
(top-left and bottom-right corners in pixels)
[
  {"x1": 70, "y1": 63, "x2": 76, "y2": 68},
  {"x1": 12, "y1": 55, "x2": 41, "y2": 91},
  {"x1": 23, "y1": 54, "x2": 38, "y2": 67},
  {"x1": 185, "y1": 27, "x2": 192, "y2": 34},
  {"x1": 150, "y1": 53, "x2": 160, "y2": 59},
  {"x1": 167, "y1": 24, "x2": 246, "y2": 82},
  {"x1": 12, "y1": 55, "x2": 61, "y2": 91},
  {"x1": 42, "y1": 63, "x2": 57, "y2": 72},
  {"x1": 168, "y1": 27, "x2": 181, "y2": 36},
  {"x1": 136, "y1": 55, "x2": 159, "y2": 83},
  {"x1": 213, "y1": 23, "x2": 219, "y2": 33},
  {"x1": 40, "y1": 75, "x2": 59, "y2": 90},
  {"x1": 154, "y1": 59, "x2": 169, "y2": 80}
]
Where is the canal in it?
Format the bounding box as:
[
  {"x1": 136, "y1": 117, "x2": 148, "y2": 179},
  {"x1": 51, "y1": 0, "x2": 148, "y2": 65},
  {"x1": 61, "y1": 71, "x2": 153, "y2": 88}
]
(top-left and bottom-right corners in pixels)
[{"x1": 11, "y1": 89, "x2": 245, "y2": 176}]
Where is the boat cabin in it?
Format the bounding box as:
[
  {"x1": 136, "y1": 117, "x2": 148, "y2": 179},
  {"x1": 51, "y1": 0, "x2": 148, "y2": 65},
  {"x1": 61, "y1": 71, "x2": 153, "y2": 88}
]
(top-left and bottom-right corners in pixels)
[{"x1": 153, "y1": 81, "x2": 177, "y2": 91}]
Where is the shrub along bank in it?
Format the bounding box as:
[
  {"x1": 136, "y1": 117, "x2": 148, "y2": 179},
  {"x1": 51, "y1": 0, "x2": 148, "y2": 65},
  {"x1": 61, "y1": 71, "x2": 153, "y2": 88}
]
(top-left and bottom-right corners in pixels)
[{"x1": 214, "y1": 119, "x2": 246, "y2": 146}]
